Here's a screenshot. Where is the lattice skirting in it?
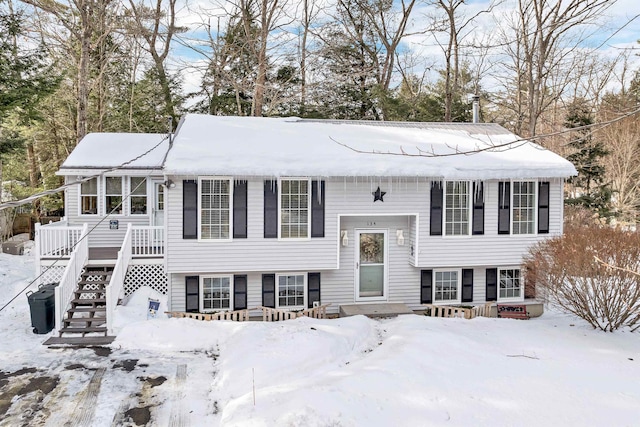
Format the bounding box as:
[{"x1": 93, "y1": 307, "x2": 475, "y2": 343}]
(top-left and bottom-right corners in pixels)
[
  {"x1": 40, "y1": 265, "x2": 66, "y2": 285},
  {"x1": 124, "y1": 264, "x2": 168, "y2": 296}
]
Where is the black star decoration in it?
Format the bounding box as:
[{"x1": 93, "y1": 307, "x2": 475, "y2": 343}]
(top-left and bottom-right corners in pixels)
[{"x1": 372, "y1": 186, "x2": 386, "y2": 202}]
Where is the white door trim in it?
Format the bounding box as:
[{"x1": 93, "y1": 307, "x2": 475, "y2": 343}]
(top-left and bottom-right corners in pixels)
[{"x1": 354, "y1": 229, "x2": 388, "y2": 302}]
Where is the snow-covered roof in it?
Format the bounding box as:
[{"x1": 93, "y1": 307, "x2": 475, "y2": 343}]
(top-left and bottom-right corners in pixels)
[
  {"x1": 163, "y1": 115, "x2": 577, "y2": 179},
  {"x1": 59, "y1": 133, "x2": 170, "y2": 171}
]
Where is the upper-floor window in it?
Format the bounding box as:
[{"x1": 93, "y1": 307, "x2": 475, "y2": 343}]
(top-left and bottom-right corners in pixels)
[
  {"x1": 512, "y1": 181, "x2": 536, "y2": 234},
  {"x1": 80, "y1": 177, "x2": 98, "y2": 215},
  {"x1": 280, "y1": 179, "x2": 310, "y2": 239},
  {"x1": 129, "y1": 177, "x2": 147, "y2": 215},
  {"x1": 105, "y1": 176, "x2": 124, "y2": 214},
  {"x1": 445, "y1": 181, "x2": 470, "y2": 236},
  {"x1": 200, "y1": 178, "x2": 231, "y2": 239}
]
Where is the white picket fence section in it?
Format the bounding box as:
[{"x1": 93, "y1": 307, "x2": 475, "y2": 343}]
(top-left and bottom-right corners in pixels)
[
  {"x1": 131, "y1": 226, "x2": 164, "y2": 257},
  {"x1": 106, "y1": 224, "x2": 133, "y2": 334},
  {"x1": 54, "y1": 224, "x2": 89, "y2": 334}
]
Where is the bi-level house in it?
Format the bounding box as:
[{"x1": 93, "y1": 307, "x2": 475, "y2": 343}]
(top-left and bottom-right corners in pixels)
[{"x1": 35, "y1": 114, "x2": 576, "y2": 340}]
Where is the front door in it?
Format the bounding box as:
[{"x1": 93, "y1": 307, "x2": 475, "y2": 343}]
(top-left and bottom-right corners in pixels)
[
  {"x1": 152, "y1": 181, "x2": 165, "y2": 227},
  {"x1": 356, "y1": 230, "x2": 387, "y2": 300}
]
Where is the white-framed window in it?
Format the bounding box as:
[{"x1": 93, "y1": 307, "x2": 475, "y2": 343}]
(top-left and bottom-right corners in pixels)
[
  {"x1": 512, "y1": 181, "x2": 536, "y2": 234},
  {"x1": 79, "y1": 177, "x2": 98, "y2": 215},
  {"x1": 280, "y1": 179, "x2": 310, "y2": 239},
  {"x1": 444, "y1": 181, "x2": 470, "y2": 236},
  {"x1": 200, "y1": 275, "x2": 232, "y2": 312},
  {"x1": 499, "y1": 268, "x2": 522, "y2": 300},
  {"x1": 276, "y1": 273, "x2": 306, "y2": 309},
  {"x1": 433, "y1": 269, "x2": 461, "y2": 303},
  {"x1": 104, "y1": 176, "x2": 124, "y2": 215},
  {"x1": 129, "y1": 177, "x2": 147, "y2": 215},
  {"x1": 199, "y1": 177, "x2": 232, "y2": 240}
]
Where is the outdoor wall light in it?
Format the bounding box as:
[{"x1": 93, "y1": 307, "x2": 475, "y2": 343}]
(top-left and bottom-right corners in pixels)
[
  {"x1": 341, "y1": 230, "x2": 348, "y2": 247},
  {"x1": 164, "y1": 179, "x2": 176, "y2": 189},
  {"x1": 396, "y1": 229, "x2": 405, "y2": 246}
]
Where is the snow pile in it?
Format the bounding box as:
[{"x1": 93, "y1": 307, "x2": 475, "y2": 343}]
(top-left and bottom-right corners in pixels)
[{"x1": 1, "y1": 252, "x2": 639, "y2": 426}]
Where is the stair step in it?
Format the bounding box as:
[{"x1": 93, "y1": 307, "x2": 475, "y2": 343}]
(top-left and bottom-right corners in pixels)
[
  {"x1": 79, "y1": 279, "x2": 110, "y2": 285},
  {"x1": 68, "y1": 307, "x2": 106, "y2": 314},
  {"x1": 71, "y1": 298, "x2": 106, "y2": 305},
  {"x1": 85, "y1": 265, "x2": 115, "y2": 271},
  {"x1": 59, "y1": 326, "x2": 108, "y2": 335},
  {"x1": 64, "y1": 318, "x2": 106, "y2": 325},
  {"x1": 75, "y1": 289, "x2": 106, "y2": 295}
]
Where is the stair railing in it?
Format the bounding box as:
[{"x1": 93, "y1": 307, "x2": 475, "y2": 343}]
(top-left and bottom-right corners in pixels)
[
  {"x1": 106, "y1": 223, "x2": 133, "y2": 334},
  {"x1": 54, "y1": 223, "x2": 89, "y2": 334}
]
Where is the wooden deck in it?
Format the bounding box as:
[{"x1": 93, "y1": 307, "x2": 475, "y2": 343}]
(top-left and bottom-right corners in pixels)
[
  {"x1": 43, "y1": 336, "x2": 115, "y2": 346},
  {"x1": 339, "y1": 303, "x2": 415, "y2": 318}
]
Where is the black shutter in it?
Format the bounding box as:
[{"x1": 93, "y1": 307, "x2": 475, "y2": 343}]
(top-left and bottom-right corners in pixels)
[
  {"x1": 264, "y1": 180, "x2": 278, "y2": 238},
  {"x1": 472, "y1": 182, "x2": 484, "y2": 235},
  {"x1": 420, "y1": 270, "x2": 433, "y2": 304},
  {"x1": 183, "y1": 180, "x2": 198, "y2": 239},
  {"x1": 308, "y1": 272, "x2": 321, "y2": 308},
  {"x1": 233, "y1": 275, "x2": 247, "y2": 310},
  {"x1": 262, "y1": 274, "x2": 276, "y2": 308},
  {"x1": 498, "y1": 182, "x2": 511, "y2": 235},
  {"x1": 311, "y1": 180, "x2": 325, "y2": 238},
  {"x1": 538, "y1": 181, "x2": 550, "y2": 234},
  {"x1": 430, "y1": 182, "x2": 443, "y2": 236},
  {"x1": 233, "y1": 180, "x2": 248, "y2": 238},
  {"x1": 462, "y1": 269, "x2": 474, "y2": 303},
  {"x1": 185, "y1": 275, "x2": 199, "y2": 312},
  {"x1": 486, "y1": 268, "x2": 498, "y2": 302}
]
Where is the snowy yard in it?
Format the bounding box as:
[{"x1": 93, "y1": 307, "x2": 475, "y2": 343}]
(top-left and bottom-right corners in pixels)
[{"x1": 1, "y1": 252, "x2": 639, "y2": 426}]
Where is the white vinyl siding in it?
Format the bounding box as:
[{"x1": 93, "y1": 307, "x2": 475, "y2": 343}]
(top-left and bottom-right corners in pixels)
[
  {"x1": 280, "y1": 179, "x2": 310, "y2": 239},
  {"x1": 444, "y1": 181, "x2": 470, "y2": 236},
  {"x1": 199, "y1": 178, "x2": 231, "y2": 240},
  {"x1": 512, "y1": 181, "x2": 536, "y2": 235}
]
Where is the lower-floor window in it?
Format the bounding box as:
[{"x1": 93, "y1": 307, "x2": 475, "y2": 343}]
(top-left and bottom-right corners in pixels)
[
  {"x1": 499, "y1": 268, "x2": 521, "y2": 299},
  {"x1": 277, "y1": 274, "x2": 305, "y2": 309},
  {"x1": 434, "y1": 270, "x2": 460, "y2": 303},
  {"x1": 201, "y1": 276, "x2": 232, "y2": 311}
]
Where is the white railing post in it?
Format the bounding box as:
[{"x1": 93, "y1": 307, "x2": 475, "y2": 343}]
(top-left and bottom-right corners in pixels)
[
  {"x1": 106, "y1": 223, "x2": 133, "y2": 334},
  {"x1": 34, "y1": 223, "x2": 42, "y2": 286},
  {"x1": 130, "y1": 225, "x2": 164, "y2": 258},
  {"x1": 54, "y1": 223, "x2": 89, "y2": 335}
]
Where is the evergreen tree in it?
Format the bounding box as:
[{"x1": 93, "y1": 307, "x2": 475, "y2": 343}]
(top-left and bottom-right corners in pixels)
[{"x1": 565, "y1": 100, "x2": 611, "y2": 217}]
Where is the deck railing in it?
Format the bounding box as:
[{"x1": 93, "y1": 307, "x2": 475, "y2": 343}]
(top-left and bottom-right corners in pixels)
[
  {"x1": 54, "y1": 223, "x2": 89, "y2": 334},
  {"x1": 106, "y1": 224, "x2": 133, "y2": 334},
  {"x1": 131, "y1": 226, "x2": 164, "y2": 257},
  {"x1": 34, "y1": 220, "x2": 83, "y2": 284}
]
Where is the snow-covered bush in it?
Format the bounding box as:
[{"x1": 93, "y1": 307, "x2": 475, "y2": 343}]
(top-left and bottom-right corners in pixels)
[{"x1": 525, "y1": 221, "x2": 640, "y2": 332}]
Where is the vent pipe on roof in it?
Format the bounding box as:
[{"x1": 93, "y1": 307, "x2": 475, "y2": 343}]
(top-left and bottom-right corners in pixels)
[{"x1": 472, "y1": 95, "x2": 480, "y2": 124}]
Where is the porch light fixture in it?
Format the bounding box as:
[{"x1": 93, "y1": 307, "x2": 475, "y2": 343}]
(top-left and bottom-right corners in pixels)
[
  {"x1": 396, "y1": 229, "x2": 405, "y2": 246},
  {"x1": 163, "y1": 179, "x2": 176, "y2": 189},
  {"x1": 341, "y1": 230, "x2": 348, "y2": 247}
]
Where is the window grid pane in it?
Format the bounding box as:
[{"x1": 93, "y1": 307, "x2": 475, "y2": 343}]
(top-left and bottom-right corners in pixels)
[
  {"x1": 80, "y1": 177, "x2": 98, "y2": 214},
  {"x1": 512, "y1": 181, "x2": 535, "y2": 234},
  {"x1": 281, "y1": 180, "x2": 309, "y2": 239},
  {"x1": 201, "y1": 179, "x2": 231, "y2": 239},
  {"x1": 434, "y1": 271, "x2": 458, "y2": 302},
  {"x1": 278, "y1": 275, "x2": 305, "y2": 307},
  {"x1": 499, "y1": 269, "x2": 521, "y2": 299},
  {"x1": 130, "y1": 177, "x2": 147, "y2": 215},
  {"x1": 202, "y1": 277, "x2": 231, "y2": 311},
  {"x1": 105, "y1": 177, "x2": 123, "y2": 214},
  {"x1": 445, "y1": 181, "x2": 469, "y2": 236}
]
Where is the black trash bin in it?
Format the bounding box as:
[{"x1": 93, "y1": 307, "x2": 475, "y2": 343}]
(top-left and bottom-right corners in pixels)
[{"x1": 26, "y1": 283, "x2": 58, "y2": 334}]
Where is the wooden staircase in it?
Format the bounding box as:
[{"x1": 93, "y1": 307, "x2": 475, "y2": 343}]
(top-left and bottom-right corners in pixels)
[{"x1": 59, "y1": 265, "x2": 113, "y2": 337}]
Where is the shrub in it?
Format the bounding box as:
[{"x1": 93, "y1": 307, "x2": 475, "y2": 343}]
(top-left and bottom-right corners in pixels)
[{"x1": 525, "y1": 221, "x2": 640, "y2": 331}]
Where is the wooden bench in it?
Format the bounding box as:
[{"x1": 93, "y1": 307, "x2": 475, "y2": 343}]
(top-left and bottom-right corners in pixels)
[{"x1": 497, "y1": 304, "x2": 529, "y2": 320}]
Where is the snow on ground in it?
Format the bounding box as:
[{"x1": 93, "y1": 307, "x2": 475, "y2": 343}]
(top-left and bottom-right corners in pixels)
[{"x1": 1, "y1": 251, "x2": 639, "y2": 426}]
